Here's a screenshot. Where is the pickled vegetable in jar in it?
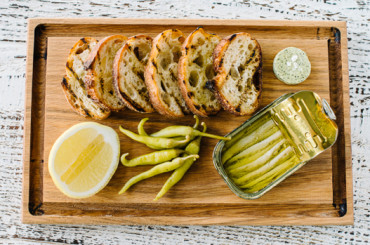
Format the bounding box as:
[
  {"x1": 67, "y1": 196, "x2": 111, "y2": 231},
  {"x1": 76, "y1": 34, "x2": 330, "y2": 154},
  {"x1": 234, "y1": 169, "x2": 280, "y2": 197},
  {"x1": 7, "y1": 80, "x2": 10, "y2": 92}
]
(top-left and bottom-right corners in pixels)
[
  {"x1": 213, "y1": 91, "x2": 338, "y2": 199},
  {"x1": 222, "y1": 113, "x2": 300, "y2": 193}
]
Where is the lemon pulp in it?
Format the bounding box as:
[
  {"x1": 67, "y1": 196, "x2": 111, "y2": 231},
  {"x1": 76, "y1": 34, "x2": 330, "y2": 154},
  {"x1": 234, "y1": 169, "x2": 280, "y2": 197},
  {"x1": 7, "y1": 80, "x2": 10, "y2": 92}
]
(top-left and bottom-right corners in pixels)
[{"x1": 49, "y1": 123, "x2": 120, "y2": 198}]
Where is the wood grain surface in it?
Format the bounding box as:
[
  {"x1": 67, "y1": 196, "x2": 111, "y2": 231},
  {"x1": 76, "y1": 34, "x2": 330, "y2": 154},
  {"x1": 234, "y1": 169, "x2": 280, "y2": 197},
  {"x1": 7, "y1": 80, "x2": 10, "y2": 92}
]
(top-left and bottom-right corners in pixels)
[
  {"x1": 43, "y1": 37, "x2": 332, "y2": 207},
  {"x1": 22, "y1": 19, "x2": 352, "y2": 225},
  {"x1": 1, "y1": 0, "x2": 369, "y2": 244}
]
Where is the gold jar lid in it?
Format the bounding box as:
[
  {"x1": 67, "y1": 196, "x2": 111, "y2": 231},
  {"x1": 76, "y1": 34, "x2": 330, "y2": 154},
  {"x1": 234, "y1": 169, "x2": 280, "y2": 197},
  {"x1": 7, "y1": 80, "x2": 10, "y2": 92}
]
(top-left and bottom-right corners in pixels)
[{"x1": 270, "y1": 91, "x2": 338, "y2": 162}]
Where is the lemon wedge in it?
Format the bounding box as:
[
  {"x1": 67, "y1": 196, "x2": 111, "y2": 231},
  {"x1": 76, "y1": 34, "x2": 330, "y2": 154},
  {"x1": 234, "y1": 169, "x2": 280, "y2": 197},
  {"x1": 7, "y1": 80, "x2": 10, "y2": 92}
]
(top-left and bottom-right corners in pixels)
[{"x1": 48, "y1": 122, "x2": 120, "y2": 198}]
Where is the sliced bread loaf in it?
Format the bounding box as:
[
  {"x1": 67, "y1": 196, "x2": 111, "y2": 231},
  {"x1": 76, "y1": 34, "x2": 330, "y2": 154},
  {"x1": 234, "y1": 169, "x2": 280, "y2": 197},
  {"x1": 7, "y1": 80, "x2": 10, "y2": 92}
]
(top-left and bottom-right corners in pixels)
[
  {"x1": 62, "y1": 37, "x2": 111, "y2": 119},
  {"x1": 207, "y1": 32, "x2": 262, "y2": 116},
  {"x1": 178, "y1": 27, "x2": 221, "y2": 117},
  {"x1": 145, "y1": 29, "x2": 189, "y2": 118},
  {"x1": 113, "y1": 35, "x2": 154, "y2": 113},
  {"x1": 84, "y1": 35, "x2": 127, "y2": 111}
]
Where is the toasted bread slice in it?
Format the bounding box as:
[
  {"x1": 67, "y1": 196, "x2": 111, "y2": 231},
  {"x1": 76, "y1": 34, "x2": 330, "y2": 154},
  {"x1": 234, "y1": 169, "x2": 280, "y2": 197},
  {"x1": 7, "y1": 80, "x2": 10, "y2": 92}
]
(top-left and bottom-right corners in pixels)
[
  {"x1": 145, "y1": 29, "x2": 189, "y2": 118},
  {"x1": 207, "y1": 33, "x2": 262, "y2": 116},
  {"x1": 178, "y1": 27, "x2": 221, "y2": 117},
  {"x1": 84, "y1": 35, "x2": 127, "y2": 111},
  {"x1": 113, "y1": 35, "x2": 154, "y2": 113},
  {"x1": 62, "y1": 37, "x2": 111, "y2": 119}
]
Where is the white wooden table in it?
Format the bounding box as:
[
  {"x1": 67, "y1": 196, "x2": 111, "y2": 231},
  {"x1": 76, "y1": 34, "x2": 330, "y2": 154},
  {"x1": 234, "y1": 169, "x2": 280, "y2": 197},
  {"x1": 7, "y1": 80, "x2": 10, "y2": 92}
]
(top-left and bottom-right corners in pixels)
[{"x1": 1, "y1": 0, "x2": 369, "y2": 243}]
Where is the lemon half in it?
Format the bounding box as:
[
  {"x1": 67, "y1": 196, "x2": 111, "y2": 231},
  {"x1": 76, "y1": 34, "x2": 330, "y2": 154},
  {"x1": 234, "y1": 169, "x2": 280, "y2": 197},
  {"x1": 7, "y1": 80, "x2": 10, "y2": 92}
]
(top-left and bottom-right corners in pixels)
[{"x1": 48, "y1": 122, "x2": 120, "y2": 198}]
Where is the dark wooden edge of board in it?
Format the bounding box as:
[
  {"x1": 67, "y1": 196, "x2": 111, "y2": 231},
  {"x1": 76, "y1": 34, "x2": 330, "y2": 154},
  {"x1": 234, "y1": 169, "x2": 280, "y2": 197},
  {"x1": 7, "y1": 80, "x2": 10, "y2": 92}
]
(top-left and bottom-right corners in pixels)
[{"x1": 22, "y1": 19, "x2": 353, "y2": 225}]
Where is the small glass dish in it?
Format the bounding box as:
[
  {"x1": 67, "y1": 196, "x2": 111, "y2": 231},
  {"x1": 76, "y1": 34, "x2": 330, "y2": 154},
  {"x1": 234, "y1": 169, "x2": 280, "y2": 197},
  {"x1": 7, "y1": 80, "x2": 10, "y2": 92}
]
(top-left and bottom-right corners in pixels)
[{"x1": 213, "y1": 91, "x2": 338, "y2": 199}]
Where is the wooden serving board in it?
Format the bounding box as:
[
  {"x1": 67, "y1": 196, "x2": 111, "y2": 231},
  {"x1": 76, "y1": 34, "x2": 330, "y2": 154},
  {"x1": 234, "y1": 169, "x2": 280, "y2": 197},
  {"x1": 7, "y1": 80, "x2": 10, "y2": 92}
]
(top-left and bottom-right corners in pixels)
[{"x1": 23, "y1": 19, "x2": 353, "y2": 225}]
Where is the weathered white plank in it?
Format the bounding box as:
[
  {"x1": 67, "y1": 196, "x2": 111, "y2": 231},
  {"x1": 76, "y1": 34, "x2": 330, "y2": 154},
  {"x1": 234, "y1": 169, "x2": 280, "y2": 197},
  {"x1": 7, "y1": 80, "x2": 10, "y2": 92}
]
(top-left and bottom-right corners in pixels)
[{"x1": 0, "y1": 0, "x2": 369, "y2": 244}]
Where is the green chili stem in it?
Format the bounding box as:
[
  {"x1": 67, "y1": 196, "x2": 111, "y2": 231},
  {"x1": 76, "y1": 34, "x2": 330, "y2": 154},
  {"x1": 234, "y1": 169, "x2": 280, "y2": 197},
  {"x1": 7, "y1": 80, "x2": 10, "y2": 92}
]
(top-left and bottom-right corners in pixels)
[{"x1": 192, "y1": 115, "x2": 200, "y2": 129}]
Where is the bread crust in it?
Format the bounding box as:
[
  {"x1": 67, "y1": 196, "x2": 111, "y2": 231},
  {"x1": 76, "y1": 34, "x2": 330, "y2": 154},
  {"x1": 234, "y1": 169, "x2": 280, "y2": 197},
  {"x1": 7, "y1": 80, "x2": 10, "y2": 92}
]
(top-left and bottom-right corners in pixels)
[
  {"x1": 113, "y1": 35, "x2": 154, "y2": 113},
  {"x1": 178, "y1": 27, "x2": 221, "y2": 117},
  {"x1": 61, "y1": 76, "x2": 87, "y2": 118},
  {"x1": 210, "y1": 32, "x2": 262, "y2": 116},
  {"x1": 84, "y1": 35, "x2": 127, "y2": 111},
  {"x1": 144, "y1": 29, "x2": 187, "y2": 118},
  {"x1": 62, "y1": 37, "x2": 111, "y2": 120}
]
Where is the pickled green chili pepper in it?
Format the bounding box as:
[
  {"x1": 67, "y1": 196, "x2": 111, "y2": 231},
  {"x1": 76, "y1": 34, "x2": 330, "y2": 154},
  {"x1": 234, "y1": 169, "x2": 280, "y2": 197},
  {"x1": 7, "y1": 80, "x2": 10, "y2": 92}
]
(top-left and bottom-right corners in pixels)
[
  {"x1": 154, "y1": 122, "x2": 207, "y2": 201},
  {"x1": 223, "y1": 114, "x2": 271, "y2": 151},
  {"x1": 233, "y1": 146, "x2": 294, "y2": 186},
  {"x1": 185, "y1": 122, "x2": 206, "y2": 154},
  {"x1": 150, "y1": 125, "x2": 230, "y2": 141},
  {"x1": 226, "y1": 131, "x2": 284, "y2": 169},
  {"x1": 118, "y1": 155, "x2": 199, "y2": 194},
  {"x1": 119, "y1": 126, "x2": 191, "y2": 149},
  {"x1": 138, "y1": 115, "x2": 200, "y2": 136},
  {"x1": 240, "y1": 155, "x2": 299, "y2": 191},
  {"x1": 137, "y1": 116, "x2": 200, "y2": 149},
  {"x1": 222, "y1": 120, "x2": 277, "y2": 164},
  {"x1": 121, "y1": 149, "x2": 184, "y2": 167},
  {"x1": 137, "y1": 118, "x2": 163, "y2": 150},
  {"x1": 227, "y1": 140, "x2": 285, "y2": 178},
  {"x1": 137, "y1": 118, "x2": 185, "y2": 149}
]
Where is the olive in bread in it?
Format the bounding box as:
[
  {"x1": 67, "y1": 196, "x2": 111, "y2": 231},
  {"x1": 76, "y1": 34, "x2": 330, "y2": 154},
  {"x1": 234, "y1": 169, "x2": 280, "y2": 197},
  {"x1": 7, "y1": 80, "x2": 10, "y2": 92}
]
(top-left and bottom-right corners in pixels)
[
  {"x1": 62, "y1": 37, "x2": 111, "y2": 119},
  {"x1": 113, "y1": 35, "x2": 154, "y2": 113},
  {"x1": 84, "y1": 35, "x2": 127, "y2": 111},
  {"x1": 207, "y1": 32, "x2": 262, "y2": 116},
  {"x1": 145, "y1": 29, "x2": 189, "y2": 118},
  {"x1": 178, "y1": 27, "x2": 221, "y2": 117}
]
